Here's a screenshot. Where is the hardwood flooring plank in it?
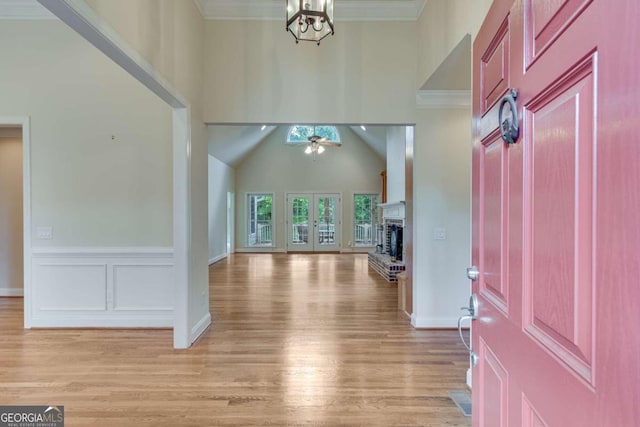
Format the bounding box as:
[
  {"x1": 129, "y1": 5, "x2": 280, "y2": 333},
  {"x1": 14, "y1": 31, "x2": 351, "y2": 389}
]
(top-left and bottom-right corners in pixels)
[{"x1": 0, "y1": 253, "x2": 471, "y2": 426}]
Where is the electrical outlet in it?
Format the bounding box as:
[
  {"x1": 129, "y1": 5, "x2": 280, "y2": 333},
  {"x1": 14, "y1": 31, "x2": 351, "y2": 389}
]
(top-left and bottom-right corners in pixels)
[
  {"x1": 36, "y1": 226, "x2": 53, "y2": 240},
  {"x1": 433, "y1": 227, "x2": 446, "y2": 240}
]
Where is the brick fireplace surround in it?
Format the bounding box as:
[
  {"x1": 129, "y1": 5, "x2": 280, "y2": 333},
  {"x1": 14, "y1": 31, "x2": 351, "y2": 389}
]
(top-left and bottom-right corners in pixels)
[{"x1": 368, "y1": 203, "x2": 406, "y2": 282}]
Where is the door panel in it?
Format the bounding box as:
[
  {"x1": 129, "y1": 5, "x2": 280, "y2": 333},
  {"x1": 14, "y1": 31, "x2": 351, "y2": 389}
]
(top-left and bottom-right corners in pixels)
[
  {"x1": 523, "y1": 54, "x2": 596, "y2": 384},
  {"x1": 287, "y1": 194, "x2": 312, "y2": 251},
  {"x1": 478, "y1": 339, "x2": 508, "y2": 427},
  {"x1": 524, "y1": 0, "x2": 593, "y2": 67},
  {"x1": 480, "y1": 133, "x2": 509, "y2": 314},
  {"x1": 473, "y1": 0, "x2": 640, "y2": 425},
  {"x1": 481, "y1": 17, "x2": 510, "y2": 113}
]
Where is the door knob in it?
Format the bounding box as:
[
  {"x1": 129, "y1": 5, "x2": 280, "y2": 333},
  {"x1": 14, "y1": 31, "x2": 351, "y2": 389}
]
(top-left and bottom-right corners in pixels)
[{"x1": 466, "y1": 266, "x2": 479, "y2": 282}]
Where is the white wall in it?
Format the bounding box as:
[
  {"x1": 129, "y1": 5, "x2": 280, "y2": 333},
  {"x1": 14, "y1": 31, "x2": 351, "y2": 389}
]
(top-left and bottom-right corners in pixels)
[
  {"x1": 412, "y1": 107, "x2": 471, "y2": 327},
  {"x1": 208, "y1": 155, "x2": 235, "y2": 263},
  {"x1": 0, "y1": 135, "x2": 23, "y2": 296},
  {"x1": 0, "y1": 21, "x2": 173, "y2": 247},
  {"x1": 234, "y1": 126, "x2": 384, "y2": 251},
  {"x1": 386, "y1": 127, "x2": 406, "y2": 203},
  {"x1": 203, "y1": 20, "x2": 417, "y2": 124},
  {"x1": 417, "y1": 0, "x2": 493, "y2": 86},
  {"x1": 0, "y1": 20, "x2": 175, "y2": 326}
]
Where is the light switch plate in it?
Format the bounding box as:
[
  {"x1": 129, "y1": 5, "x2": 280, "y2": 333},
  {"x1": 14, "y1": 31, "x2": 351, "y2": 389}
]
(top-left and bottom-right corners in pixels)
[
  {"x1": 433, "y1": 227, "x2": 446, "y2": 240},
  {"x1": 36, "y1": 226, "x2": 53, "y2": 240}
]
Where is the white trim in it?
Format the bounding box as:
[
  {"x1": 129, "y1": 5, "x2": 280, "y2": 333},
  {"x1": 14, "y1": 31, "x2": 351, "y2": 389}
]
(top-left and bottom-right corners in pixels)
[
  {"x1": 0, "y1": 116, "x2": 31, "y2": 328},
  {"x1": 172, "y1": 108, "x2": 192, "y2": 349},
  {"x1": 29, "y1": 316, "x2": 172, "y2": 328},
  {"x1": 416, "y1": 90, "x2": 472, "y2": 109},
  {"x1": 235, "y1": 247, "x2": 286, "y2": 253},
  {"x1": 199, "y1": 0, "x2": 424, "y2": 21},
  {"x1": 0, "y1": 288, "x2": 24, "y2": 297},
  {"x1": 37, "y1": 0, "x2": 197, "y2": 348},
  {"x1": 190, "y1": 312, "x2": 211, "y2": 342},
  {"x1": 32, "y1": 247, "x2": 173, "y2": 257},
  {"x1": 466, "y1": 368, "x2": 472, "y2": 389},
  {"x1": 410, "y1": 315, "x2": 460, "y2": 328},
  {"x1": 0, "y1": 0, "x2": 57, "y2": 19},
  {"x1": 208, "y1": 253, "x2": 228, "y2": 265}
]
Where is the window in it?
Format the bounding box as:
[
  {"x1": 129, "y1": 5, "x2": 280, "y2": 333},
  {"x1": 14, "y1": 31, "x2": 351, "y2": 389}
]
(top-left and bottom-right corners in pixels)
[
  {"x1": 287, "y1": 125, "x2": 340, "y2": 144},
  {"x1": 354, "y1": 194, "x2": 378, "y2": 246},
  {"x1": 247, "y1": 193, "x2": 274, "y2": 246}
]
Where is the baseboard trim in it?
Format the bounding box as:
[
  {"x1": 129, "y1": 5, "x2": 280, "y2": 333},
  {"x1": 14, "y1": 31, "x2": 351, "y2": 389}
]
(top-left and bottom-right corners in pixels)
[
  {"x1": 208, "y1": 253, "x2": 228, "y2": 265},
  {"x1": 411, "y1": 315, "x2": 460, "y2": 329},
  {"x1": 0, "y1": 288, "x2": 24, "y2": 297},
  {"x1": 30, "y1": 315, "x2": 172, "y2": 328},
  {"x1": 235, "y1": 247, "x2": 286, "y2": 253},
  {"x1": 191, "y1": 312, "x2": 211, "y2": 343}
]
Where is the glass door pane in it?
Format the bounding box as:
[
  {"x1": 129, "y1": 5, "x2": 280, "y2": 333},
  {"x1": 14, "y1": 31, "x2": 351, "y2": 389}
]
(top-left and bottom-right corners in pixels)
[
  {"x1": 287, "y1": 194, "x2": 313, "y2": 251},
  {"x1": 314, "y1": 194, "x2": 340, "y2": 251},
  {"x1": 291, "y1": 197, "x2": 310, "y2": 244}
]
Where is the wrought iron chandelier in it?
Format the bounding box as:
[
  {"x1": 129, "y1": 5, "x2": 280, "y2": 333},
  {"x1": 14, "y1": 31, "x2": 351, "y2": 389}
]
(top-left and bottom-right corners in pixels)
[{"x1": 286, "y1": 0, "x2": 335, "y2": 45}]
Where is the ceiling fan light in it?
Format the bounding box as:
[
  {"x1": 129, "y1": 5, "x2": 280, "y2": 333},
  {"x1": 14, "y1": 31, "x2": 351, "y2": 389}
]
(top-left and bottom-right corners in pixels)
[
  {"x1": 318, "y1": 145, "x2": 325, "y2": 154},
  {"x1": 305, "y1": 146, "x2": 313, "y2": 154}
]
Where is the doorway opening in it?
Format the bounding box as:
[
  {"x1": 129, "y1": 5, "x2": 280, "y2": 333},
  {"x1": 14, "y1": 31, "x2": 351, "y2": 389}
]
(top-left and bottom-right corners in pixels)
[{"x1": 0, "y1": 126, "x2": 24, "y2": 298}]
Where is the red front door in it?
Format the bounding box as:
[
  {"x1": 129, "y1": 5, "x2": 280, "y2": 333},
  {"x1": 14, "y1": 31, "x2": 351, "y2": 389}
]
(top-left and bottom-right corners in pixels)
[{"x1": 472, "y1": 0, "x2": 640, "y2": 425}]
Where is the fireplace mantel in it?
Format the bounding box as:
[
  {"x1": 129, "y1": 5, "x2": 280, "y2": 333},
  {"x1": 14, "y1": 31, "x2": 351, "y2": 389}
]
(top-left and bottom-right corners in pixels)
[{"x1": 379, "y1": 201, "x2": 405, "y2": 220}]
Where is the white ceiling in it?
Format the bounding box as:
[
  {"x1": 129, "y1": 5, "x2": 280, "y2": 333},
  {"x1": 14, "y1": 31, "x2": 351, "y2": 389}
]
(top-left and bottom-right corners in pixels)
[
  {"x1": 195, "y1": 0, "x2": 426, "y2": 21},
  {"x1": 0, "y1": 0, "x2": 426, "y2": 21},
  {"x1": 0, "y1": 0, "x2": 55, "y2": 19}
]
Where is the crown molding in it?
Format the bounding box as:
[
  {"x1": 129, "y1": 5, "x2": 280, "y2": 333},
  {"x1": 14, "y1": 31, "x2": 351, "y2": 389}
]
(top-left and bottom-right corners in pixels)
[
  {"x1": 416, "y1": 90, "x2": 471, "y2": 109},
  {"x1": 0, "y1": 0, "x2": 56, "y2": 19},
  {"x1": 199, "y1": 0, "x2": 425, "y2": 21}
]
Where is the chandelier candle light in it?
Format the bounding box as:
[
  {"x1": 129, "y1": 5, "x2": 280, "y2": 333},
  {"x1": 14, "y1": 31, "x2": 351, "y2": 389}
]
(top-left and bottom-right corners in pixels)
[{"x1": 286, "y1": 0, "x2": 335, "y2": 45}]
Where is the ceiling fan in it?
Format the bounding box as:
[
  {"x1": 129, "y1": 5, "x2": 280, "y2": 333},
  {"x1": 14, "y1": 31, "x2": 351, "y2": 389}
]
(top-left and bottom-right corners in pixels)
[{"x1": 292, "y1": 127, "x2": 342, "y2": 155}]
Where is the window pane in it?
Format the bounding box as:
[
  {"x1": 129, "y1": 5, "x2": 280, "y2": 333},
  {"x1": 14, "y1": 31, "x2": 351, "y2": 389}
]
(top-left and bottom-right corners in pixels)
[
  {"x1": 248, "y1": 193, "x2": 273, "y2": 246},
  {"x1": 354, "y1": 194, "x2": 378, "y2": 246},
  {"x1": 287, "y1": 125, "x2": 341, "y2": 143}
]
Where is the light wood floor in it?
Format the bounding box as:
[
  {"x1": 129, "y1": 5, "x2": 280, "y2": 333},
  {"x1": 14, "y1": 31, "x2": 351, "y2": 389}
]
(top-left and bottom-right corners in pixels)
[{"x1": 0, "y1": 253, "x2": 471, "y2": 426}]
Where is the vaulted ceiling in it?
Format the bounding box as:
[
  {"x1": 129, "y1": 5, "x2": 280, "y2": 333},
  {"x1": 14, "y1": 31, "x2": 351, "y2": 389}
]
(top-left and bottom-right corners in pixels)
[{"x1": 208, "y1": 125, "x2": 388, "y2": 167}]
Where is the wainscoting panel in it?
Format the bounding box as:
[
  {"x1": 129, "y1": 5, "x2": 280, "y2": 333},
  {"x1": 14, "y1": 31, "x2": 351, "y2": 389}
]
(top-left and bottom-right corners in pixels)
[
  {"x1": 30, "y1": 247, "x2": 173, "y2": 328},
  {"x1": 113, "y1": 264, "x2": 174, "y2": 311},
  {"x1": 35, "y1": 263, "x2": 107, "y2": 311}
]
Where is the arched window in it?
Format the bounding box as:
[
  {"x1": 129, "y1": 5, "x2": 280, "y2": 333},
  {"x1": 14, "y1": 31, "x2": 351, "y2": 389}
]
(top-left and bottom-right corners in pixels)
[{"x1": 287, "y1": 125, "x2": 340, "y2": 144}]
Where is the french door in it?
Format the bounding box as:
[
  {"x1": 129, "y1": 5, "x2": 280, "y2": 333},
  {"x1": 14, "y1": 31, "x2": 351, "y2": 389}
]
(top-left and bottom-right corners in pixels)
[
  {"x1": 471, "y1": 0, "x2": 640, "y2": 425},
  {"x1": 286, "y1": 193, "x2": 341, "y2": 252}
]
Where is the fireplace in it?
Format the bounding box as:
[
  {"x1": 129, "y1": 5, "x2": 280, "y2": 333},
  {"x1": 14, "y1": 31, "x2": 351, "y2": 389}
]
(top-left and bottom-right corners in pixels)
[
  {"x1": 389, "y1": 224, "x2": 403, "y2": 261},
  {"x1": 368, "y1": 206, "x2": 406, "y2": 282}
]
